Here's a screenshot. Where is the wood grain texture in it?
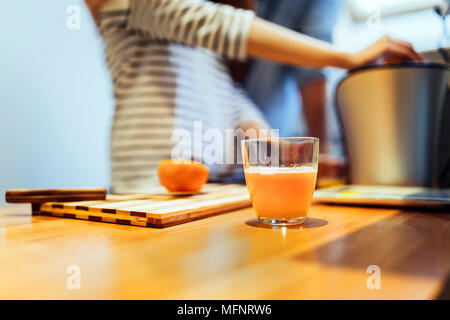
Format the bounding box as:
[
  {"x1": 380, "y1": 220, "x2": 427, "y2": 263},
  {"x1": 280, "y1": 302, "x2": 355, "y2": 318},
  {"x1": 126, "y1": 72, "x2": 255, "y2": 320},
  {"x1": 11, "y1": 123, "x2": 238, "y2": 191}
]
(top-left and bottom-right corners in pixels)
[
  {"x1": 0, "y1": 203, "x2": 449, "y2": 299},
  {"x1": 39, "y1": 184, "x2": 251, "y2": 228},
  {"x1": 6, "y1": 188, "x2": 107, "y2": 197},
  {"x1": 5, "y1": 188, "x2": 107, "y2": 204}
]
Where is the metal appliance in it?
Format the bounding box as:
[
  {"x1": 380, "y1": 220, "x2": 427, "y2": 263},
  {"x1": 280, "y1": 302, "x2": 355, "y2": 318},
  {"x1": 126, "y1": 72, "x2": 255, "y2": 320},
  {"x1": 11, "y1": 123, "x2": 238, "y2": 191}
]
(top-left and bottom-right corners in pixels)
[{"x1": 336, "y1": 62, "x2": 449, "y2": 187}]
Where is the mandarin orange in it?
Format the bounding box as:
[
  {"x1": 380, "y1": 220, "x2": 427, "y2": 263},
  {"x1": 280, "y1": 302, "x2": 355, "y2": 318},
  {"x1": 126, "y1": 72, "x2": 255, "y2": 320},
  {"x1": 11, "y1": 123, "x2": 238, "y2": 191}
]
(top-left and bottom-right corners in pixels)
[{"x1": 157, "y1": 159, "x2": 209, "y2": 192}]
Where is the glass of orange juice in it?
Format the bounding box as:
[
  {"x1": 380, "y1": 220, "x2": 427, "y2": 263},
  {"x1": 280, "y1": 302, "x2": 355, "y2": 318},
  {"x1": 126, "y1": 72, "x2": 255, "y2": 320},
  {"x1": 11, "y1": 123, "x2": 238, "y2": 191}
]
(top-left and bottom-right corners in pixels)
[{"x1": 241, "y1": 137, "x2": 319, "y2": 226}]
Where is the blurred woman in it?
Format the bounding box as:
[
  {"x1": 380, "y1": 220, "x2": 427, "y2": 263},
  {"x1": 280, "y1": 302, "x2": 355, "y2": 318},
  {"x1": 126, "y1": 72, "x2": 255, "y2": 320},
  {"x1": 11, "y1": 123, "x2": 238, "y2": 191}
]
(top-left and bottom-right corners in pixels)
[{"x1": 86, "y1": 0, "x2": 423, "y2": 193}]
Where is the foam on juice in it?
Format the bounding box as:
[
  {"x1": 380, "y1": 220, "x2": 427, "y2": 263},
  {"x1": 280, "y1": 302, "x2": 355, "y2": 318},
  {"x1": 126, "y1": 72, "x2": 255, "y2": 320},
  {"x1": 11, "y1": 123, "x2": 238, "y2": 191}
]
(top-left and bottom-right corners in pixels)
[{"x1": 244, "y1": 166, "x2": 317, "y2": 174}]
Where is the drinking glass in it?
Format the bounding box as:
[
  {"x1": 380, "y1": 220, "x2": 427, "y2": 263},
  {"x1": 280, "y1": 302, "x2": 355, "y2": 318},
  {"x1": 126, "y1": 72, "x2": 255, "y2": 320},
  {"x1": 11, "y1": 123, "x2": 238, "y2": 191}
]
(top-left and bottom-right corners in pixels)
[{"x1": 241, "y1": 137, "x2": 319, "y2": 226}]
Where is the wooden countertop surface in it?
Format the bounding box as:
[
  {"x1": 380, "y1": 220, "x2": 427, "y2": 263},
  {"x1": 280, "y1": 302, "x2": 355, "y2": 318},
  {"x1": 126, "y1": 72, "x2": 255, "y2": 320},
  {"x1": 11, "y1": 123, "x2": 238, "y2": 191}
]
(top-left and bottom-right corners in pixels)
[{"x1": 0, "y1": 203, "x2": 449, "y2": 299}]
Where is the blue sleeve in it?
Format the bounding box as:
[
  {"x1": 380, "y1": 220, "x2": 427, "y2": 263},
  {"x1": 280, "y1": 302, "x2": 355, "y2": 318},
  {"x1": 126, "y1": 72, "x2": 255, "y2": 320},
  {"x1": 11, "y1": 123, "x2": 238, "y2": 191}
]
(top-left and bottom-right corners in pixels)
[{"x1": 296, "y1": 0, "x2": 342, "y2": 86}]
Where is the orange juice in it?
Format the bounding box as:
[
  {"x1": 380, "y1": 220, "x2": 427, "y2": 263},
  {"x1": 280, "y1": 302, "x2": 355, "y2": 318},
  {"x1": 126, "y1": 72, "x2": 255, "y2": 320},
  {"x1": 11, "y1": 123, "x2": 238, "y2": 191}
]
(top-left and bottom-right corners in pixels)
[{"x1": 244, "y1": 166, "x2": 317, "y2": 220}]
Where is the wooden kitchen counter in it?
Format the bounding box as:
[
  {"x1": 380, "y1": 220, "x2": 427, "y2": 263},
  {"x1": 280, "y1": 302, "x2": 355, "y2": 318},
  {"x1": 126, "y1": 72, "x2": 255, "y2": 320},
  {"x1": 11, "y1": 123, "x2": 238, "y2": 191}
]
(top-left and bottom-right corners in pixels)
[{"x1": 0, "y1": 202, "x2": 449, "y2": 299}]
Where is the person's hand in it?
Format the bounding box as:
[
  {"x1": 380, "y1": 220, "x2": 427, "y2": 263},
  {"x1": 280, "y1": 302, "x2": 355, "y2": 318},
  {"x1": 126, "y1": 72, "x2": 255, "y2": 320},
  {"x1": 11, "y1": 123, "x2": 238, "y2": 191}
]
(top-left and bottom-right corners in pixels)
[
  {"x1": 350, "y1": 36, "x2": 426, "y2": 69},
  {"x1": 238, "y1": 121, "x2": 272, "y2": 139}
]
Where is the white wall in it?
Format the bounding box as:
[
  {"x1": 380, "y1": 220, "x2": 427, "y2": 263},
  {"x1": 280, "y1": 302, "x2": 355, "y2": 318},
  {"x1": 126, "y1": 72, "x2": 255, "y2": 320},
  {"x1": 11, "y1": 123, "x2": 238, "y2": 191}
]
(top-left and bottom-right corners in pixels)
[
  {"x1": 0, "y1": 0, "x2": 113, "y2": 204},
  {"x1": 334, "y1": 5, "x2": 446, "y2": 52}
]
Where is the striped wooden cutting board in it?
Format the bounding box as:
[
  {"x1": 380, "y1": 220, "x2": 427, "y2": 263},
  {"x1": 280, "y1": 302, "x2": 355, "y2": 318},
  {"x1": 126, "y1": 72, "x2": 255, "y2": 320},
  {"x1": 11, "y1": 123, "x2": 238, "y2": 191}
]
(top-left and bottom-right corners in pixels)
[{"x1": 39, "y1": 184, "x2": 251, "y2": 228}]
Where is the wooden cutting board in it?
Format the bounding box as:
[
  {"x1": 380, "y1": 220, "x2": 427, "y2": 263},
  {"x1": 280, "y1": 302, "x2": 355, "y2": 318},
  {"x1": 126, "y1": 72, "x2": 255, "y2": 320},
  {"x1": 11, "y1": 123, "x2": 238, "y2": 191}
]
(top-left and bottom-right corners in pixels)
[{"x1": 38, "y1": 184, "x2": 251, "y2": 228}]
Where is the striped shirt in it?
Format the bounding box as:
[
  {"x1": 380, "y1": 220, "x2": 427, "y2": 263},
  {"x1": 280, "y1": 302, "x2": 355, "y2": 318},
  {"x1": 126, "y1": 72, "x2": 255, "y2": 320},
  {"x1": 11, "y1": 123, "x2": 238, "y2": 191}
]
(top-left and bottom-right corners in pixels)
[{"x1": 98, "y1": 0, "x2": 267, "y2": 193}]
